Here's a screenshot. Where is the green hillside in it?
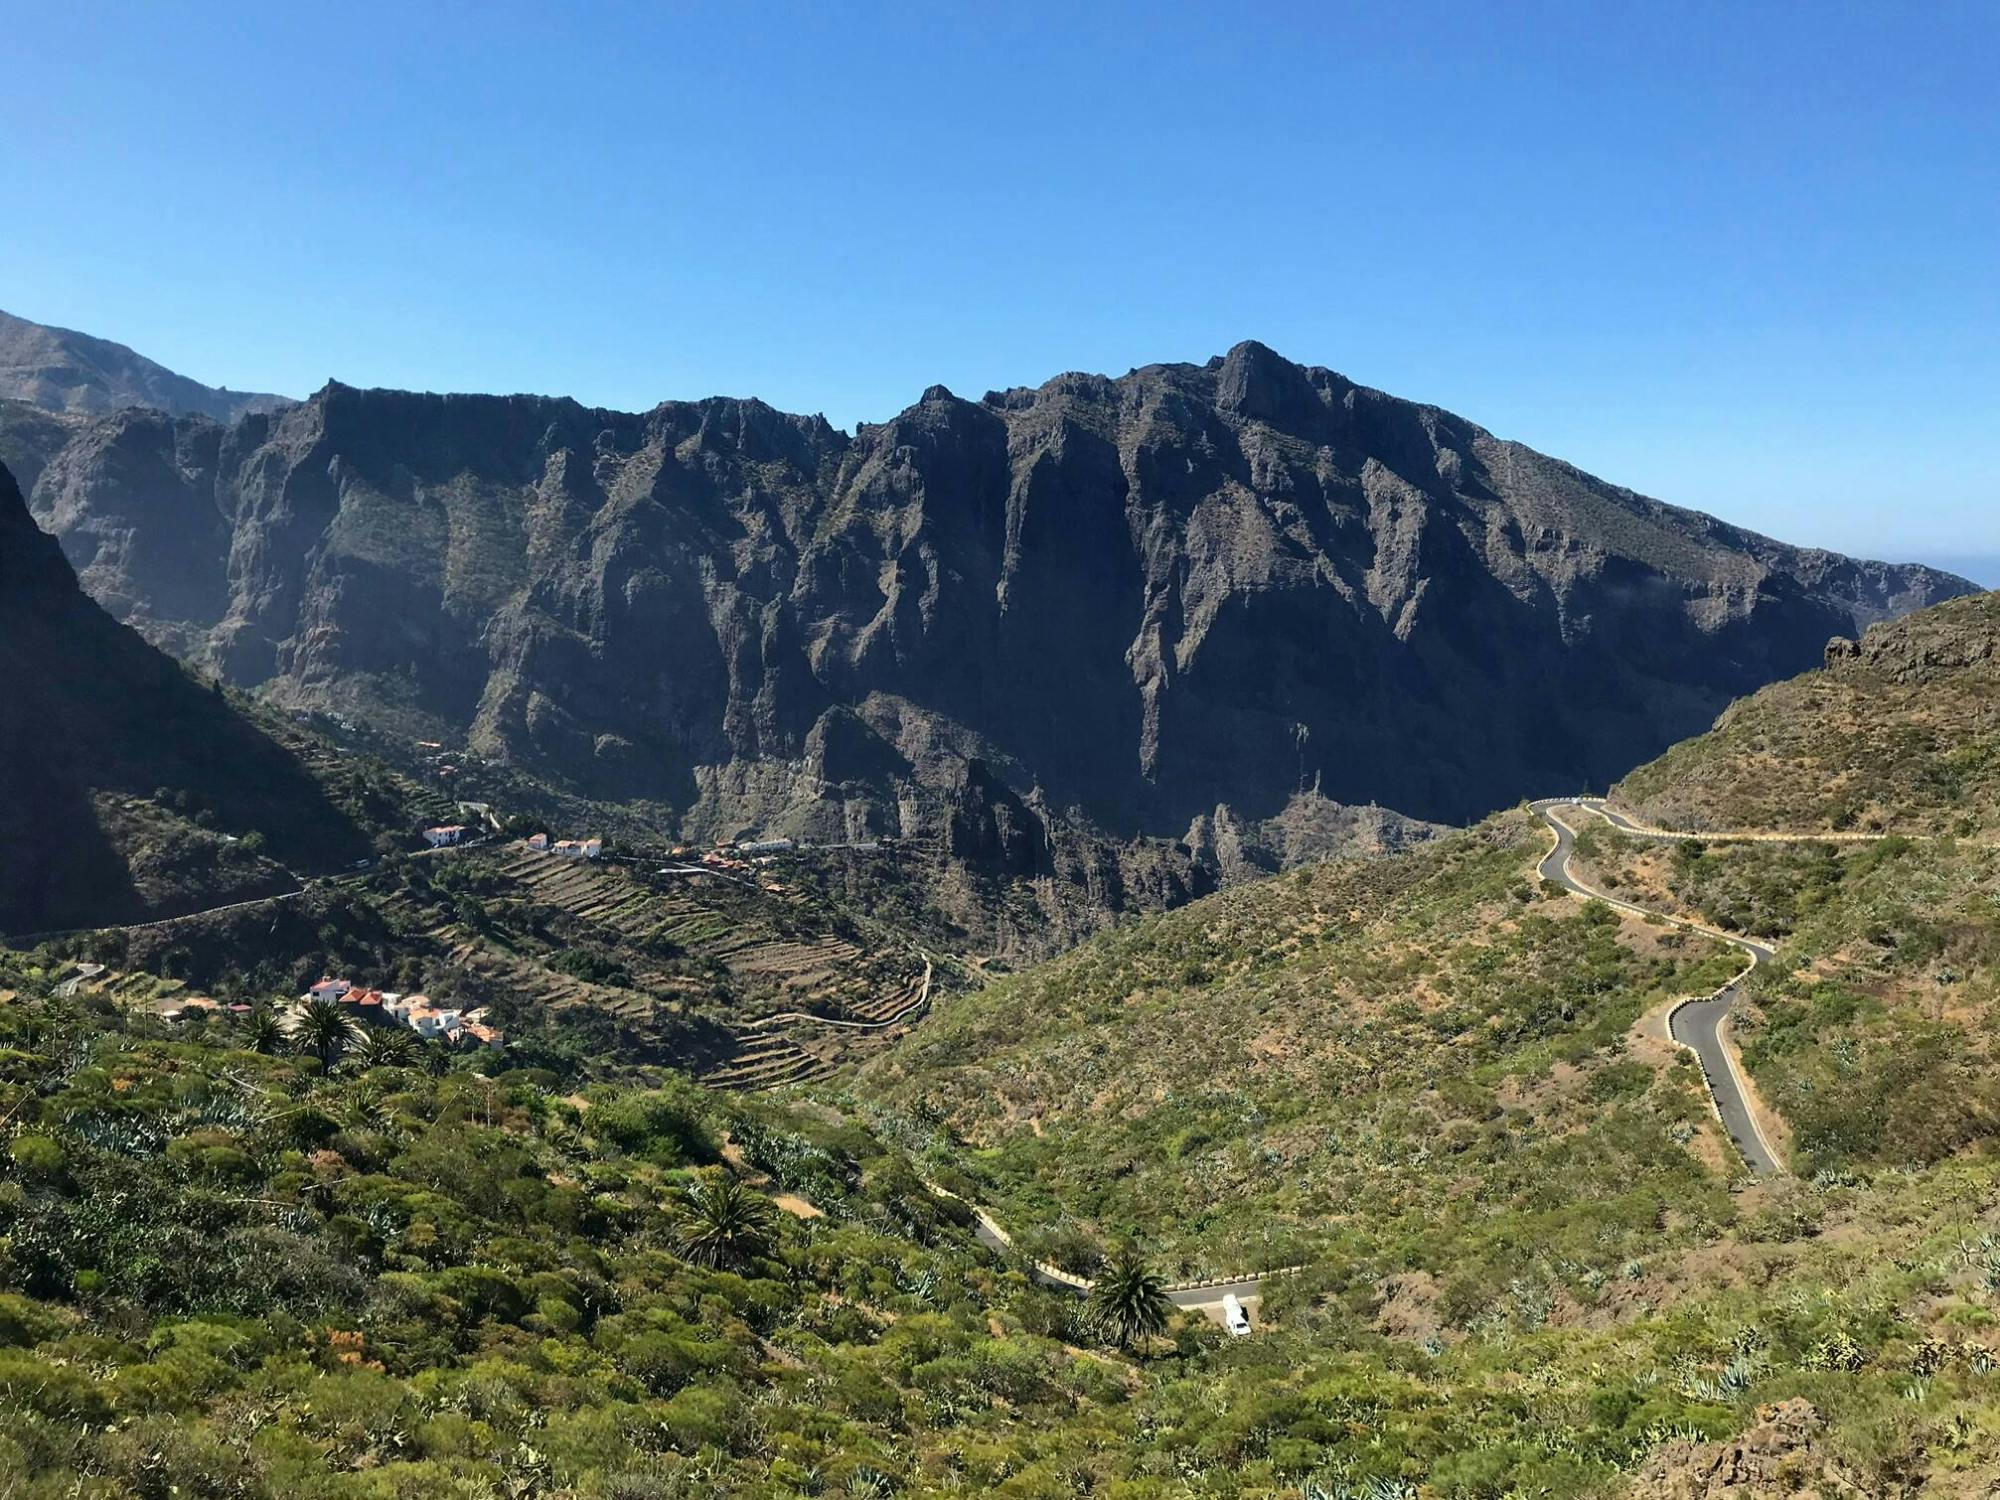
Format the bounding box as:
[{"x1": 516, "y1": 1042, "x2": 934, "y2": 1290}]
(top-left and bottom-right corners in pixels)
[
  {"x1": 860, "y1": 813, "x2": 1747, "y2": 1283},
  {"x1": 9, "y1": 571, "x2": 2000, "y2": 1494},
  {"x1": 1615, "y1": 590, "x2": 2000, "y2": 836}
]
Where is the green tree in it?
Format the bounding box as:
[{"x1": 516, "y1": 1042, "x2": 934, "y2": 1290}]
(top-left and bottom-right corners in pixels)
[
  {"x1": 672, "y1": 1173, "x2": 776, "y2": 1270},
  {"x1": 294, "y1": 1001, "x2": 359, "y2": 1075},
  {"x1": 1090, "y1": 1247, "x2": 1172, "y2": 1351}
]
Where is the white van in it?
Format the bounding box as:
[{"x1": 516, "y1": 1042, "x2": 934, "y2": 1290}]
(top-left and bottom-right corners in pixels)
[{"x1": 1222, "y1": 1293, "x2": 1252, "y2": 1338}]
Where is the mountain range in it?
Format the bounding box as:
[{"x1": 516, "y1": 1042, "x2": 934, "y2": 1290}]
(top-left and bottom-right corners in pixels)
[
  {"x1": 7, "y1": 308, "x2": 2000, "y2": 1497},
  {"x1": 0, "y1": 313, "x2": 1978, "y2": 931}
]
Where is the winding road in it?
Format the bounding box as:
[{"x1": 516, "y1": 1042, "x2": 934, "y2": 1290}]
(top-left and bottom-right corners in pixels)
[
  {"x1": 941, "y1": 795, "x2": 1806, "y2": 1316},
  {"x1": 1531, "y1": 798, "x2": 1784, "y2": 1175}
]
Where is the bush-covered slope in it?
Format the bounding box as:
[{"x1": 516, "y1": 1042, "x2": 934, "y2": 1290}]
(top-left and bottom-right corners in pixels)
[
  {"x1": 860, "y1": 813, "x2": 1749, "y2": 1282},
  {"x1": 1569, "y1": 818, "x2": 2000, "y2": 1179},
  {"x1": 12, "y1": 947, "x2": 2000, "y2": 1497},
  {"x1": 1615, "y1": 590, "x2": 2000, "y2": 835}
]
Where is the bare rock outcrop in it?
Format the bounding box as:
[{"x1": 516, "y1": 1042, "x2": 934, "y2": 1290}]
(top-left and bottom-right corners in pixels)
[{"x1": 0, "y1": 341, "x2": 1973, "y2": 921}]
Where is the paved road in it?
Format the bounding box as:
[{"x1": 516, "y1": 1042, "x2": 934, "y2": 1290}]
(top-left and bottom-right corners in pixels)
[{"x1": 1531, "y1": 799, "x2": 1783, "y2": 1176}]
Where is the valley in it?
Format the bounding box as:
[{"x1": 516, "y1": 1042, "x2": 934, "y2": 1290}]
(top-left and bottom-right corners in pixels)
[{"x1": 4, "y1": 325, "x2": 2000, "y2": 1497}]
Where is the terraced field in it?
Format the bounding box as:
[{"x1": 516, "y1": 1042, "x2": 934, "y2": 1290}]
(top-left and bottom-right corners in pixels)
[{"x1": 386, "y1": 842, "x2": 935, "y2": 1085}]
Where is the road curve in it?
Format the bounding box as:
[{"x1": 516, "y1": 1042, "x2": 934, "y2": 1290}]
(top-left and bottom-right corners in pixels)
[{"x1": 1531, "y1": 798, "x2": 1783, "y2": 1176}]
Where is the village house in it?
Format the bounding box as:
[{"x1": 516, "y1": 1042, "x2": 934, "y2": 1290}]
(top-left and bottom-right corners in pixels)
[
  {"x1": 423, "y1": 824, "x2": 467, "y2": 848},
  {"x1": 526, "y1": 832, "x2": 549, "y2": 851},
  {"x1": 295, "y1": 980, "x2": 503, "y2": 1051},
  {"x1": 406, "y1": 1003, "x2": 465, "y2": 1040},
  {"x1": 553, "y1": 837, "x2": 603, "y2": 860}
]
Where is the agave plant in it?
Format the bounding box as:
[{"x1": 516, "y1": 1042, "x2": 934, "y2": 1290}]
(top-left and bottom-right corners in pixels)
[
  {"x1": 1089, "y1": 1246, "x2": 1172, "y2": 1351},
  {"x1": 672, "y1": 1173, "x2": 777, "y2": 1270},
  {"x1": 354, "y1": 1026, "x2": 417, "y2": 1070},
  {"x1": 242, "y1": 1008, "x2": 284, "y2": 1055}
]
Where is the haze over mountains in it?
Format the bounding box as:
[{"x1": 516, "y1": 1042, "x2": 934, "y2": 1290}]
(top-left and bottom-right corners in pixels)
[
  {"x1": 0, "y1": 307, "x2": 288, "y2": 424},
  {"x1": 0, "y1": 310, "x2": 1977, "y2": 921}
]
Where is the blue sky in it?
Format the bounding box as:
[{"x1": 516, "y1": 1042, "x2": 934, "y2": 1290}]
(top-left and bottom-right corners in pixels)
[{"x1": 4, "y1": 1, "x2": 1995, "y2": 576}]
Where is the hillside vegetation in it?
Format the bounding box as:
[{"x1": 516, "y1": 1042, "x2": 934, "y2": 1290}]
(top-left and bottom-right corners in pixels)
[
  {"x1": 14, "y1": 945, "x2": 2000, "y2": 1497},
  {"x1": 1616, "y1": 591, "x2": 2000, "y2": 835},
  {"x1": 860, "y1": 813, "x2": 1749, "y2": 1287}
]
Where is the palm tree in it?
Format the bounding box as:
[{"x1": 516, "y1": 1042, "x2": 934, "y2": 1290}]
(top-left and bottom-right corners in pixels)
[
  {"x1": 1090, "y1": 1247, "x2": 1172, "y2": 1351},
  {"x1": 243, "y1": 1008, "x2": 283, "y2": 1055},
  {"x1": 354, "y1": 1026, "x2": 416, "y2": 1070},
  {"x1": 672, "y1": 1174, "x2": 776, "y2": 1270},
  {"x1": 294, "y1": 1000, "x2": 359, "y2": 1075}
]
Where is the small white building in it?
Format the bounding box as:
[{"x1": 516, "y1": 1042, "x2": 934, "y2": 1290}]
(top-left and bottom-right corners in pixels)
[
  {"x1": 306, "y1": 977, "x2": 352, "y2": 1003},
  {"x1": 527, "y1": 832, "x2": 550, "y2": 851},
  {"x1": 407, "y1": 1004, "x2": 464, "y2": 1040},
  {"x1": 423, "y1": 825, "x2": 467, "y2": 848}
]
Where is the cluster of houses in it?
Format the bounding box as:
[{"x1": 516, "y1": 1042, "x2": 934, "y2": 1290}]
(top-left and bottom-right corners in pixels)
[
  {"x1": 524, "y1": 833, "x2": 603, "y2": 859},
  {"x1": 300, "y1": 975, "x2": 504, "y2": 1050}
]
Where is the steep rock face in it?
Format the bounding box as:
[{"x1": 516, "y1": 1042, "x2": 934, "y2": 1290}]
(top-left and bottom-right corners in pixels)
[
  {"x1": 4, "y1": 342, "x2": 1974, "y2": 860},
  {"x1": 0, "y1": 308, "x2": 288, "y2": 422},
  {"x1": 0, "y1": 460, "x2": 368, "y2": 935}
]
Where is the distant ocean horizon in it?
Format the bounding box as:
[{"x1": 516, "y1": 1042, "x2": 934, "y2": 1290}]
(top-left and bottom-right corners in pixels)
[{"x1": 1925, "y1": 555, "x2": 2000, "y2": 590}]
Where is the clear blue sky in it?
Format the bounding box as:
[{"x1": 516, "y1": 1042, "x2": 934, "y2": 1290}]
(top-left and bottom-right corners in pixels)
[{"x1": 5, "y1": 1, "x2": 1995, "y2": 576}]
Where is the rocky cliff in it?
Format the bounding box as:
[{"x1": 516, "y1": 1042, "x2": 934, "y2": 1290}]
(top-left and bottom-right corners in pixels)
[
  {"x1": 0, "y1": 459, "x2": 368, "y2": 935},
  {"x1": 3, "y1": 341, "x2": 1973, "y2": 879}
]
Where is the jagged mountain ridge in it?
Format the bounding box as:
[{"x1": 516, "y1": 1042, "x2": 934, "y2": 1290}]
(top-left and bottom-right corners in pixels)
[
  {"x1": 0, "y1": 458, "x2": 369, "y2": 934},
  {"x1": 0, "y1": 307, "x2": 288, "y2": 423},
  {"x1": 2, "y1": 341, "x2": 1974, "y2": 868}
]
